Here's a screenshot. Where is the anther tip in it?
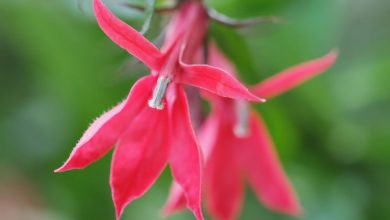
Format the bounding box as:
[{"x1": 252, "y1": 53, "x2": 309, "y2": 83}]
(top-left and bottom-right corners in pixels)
[
  {"x1": 148, "y1": 99, "x2": 164, "y2": 110},
  {"x1": 234, "y1": 125, "x2": 249, "y2": 138}
]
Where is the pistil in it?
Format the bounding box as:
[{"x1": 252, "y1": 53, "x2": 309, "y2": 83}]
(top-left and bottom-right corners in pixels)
[
  {"x1": 148, "y1": 76, "x2": 171, "y2": 110},
  {"x1": 234, "y1": 101, "x2": 250, "y2": 137}
]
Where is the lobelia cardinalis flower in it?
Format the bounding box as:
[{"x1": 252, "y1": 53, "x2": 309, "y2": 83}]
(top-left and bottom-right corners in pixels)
[
  {"x1": 163, "y1": 43, "x2": 338, "y2": 220},
  {"x1": 55, "y1": 0, "x2": 262, "y2": 220}
]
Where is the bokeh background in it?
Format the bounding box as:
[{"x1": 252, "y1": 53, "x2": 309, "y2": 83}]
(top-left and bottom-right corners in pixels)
[{"x1": 1, "y1": 0, "x2": 389, "y2": 219}]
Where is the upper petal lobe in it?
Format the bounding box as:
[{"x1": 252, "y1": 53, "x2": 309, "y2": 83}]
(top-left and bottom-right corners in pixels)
[
  {"x1": 94, "y1": 0, "x2": 163, "y2": 69},
  {"x1": 252, "y1": 50, "x2": 338, "y2": 99},
  {"x1": 179, "y1": 63, "x2": 264, "y2": 102}
]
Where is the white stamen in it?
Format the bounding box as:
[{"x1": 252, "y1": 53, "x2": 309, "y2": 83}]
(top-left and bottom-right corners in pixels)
[
  {"x1": 148, "y1": 76, "x2": 170, "y2": 110},
  {"x1": 234, "y1": 101, "x2": 250, "y2": 137}
]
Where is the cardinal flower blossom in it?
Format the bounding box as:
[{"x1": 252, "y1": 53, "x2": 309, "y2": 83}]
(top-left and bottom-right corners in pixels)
[
  {"x1": 163, "y1": 43, "x2": 338, "y2": 219},
  {"x1": 55, "y1": 1, "x2": 262, "y2": 220}
]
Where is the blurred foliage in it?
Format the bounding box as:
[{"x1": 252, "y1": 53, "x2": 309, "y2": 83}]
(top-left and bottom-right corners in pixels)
[{"x1": 0, "y1": 0, "x2": 389, "y2": 219}]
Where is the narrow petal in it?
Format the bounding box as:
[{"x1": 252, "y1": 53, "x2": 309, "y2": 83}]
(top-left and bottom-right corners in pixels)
[
  {"x1": 240, "y1": 111, "x2": 302, "y2": 216},
  {"x1": 162, "y1": 181, "x2": 187, "y2": 216},
  {"x1": 55, "y1": 75, "x2": 156, "y2": 172},
  {"x1": 94, "y1": 0, "x2": 163, "y2": 69},
  {"x1": 167, "y1": 86, "x2": 204, "y2": 220},
  {"x1": 252, "y1": 50, "x2": 338, "y2": 99},
  {"x1": 162, "y1": 111, "x2": 220, "y2": 217},
  {"x1": 179, "y1": 63, "x2": 264, "y2": 102},
  {"x1": 197, "y1": 113, "x2": 220, "y2": 161},
  {"x1": 110, "y1": 105, "x2": 170, "y2": 219},
  {"x1": 205, "y1": 125, "x2": 244, "y2": 220},
  {"x1": 207, "y1": 42, "x2": 237, "y2": 78}
]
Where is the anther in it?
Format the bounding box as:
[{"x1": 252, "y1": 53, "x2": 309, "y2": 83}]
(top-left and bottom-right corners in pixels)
[
  {"x1": 234, "y1": 101, "x2": 250, "y2": 137},
  {"x1": 148, "y1": 76, "x2": 171, "y2": 110}
]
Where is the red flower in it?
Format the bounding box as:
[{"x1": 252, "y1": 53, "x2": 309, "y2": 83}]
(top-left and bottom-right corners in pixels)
[
  {"x1": 55, "y1": 1, "x2": 261, "y2": 220},
  {"x1": 163, "y1": 43, "x2": 338, "y2": 219}
]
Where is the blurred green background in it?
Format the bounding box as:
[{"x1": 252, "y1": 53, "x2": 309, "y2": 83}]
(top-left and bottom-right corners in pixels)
[{"x1": 1, "y1": 0, "x2": 389, "y2": 219}]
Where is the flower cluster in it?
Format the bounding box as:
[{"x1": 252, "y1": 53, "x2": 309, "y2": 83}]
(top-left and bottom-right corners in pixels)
[
  {"x1": 56, "y1": 0, "x2": 337, "y2": 219},
  {"x1": 163, "y1": 43, "x2": 337, "y2": 220}
]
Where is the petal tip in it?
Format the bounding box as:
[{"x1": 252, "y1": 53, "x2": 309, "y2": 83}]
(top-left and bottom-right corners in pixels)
[
  {"x1": 114, "y1": 203, "x2": 125, "y2": 220},
  {"x1": 325, "y1": 48, "x2": 339, "y2": 64},
  {"x1": 54, "y1": 163, "x2": 72, "y2": 173},
  {"x1": 160, "y1": 206, "x2": 175, "y2": 218},
  {"x1": 286, "y1": 205, "x2": 304, "y2": 218},
  {"x1": 192, "y1": 207, "x2": 204, "y2": 220},
  {"x1": 329, "y1": 48, "x2": 340, "y2": 56},
  {"x1": 53, "y1": 159, "x2": 85, "y2": 173},
  {"x1": 257, "y1": 97, "x2": 267, "y2": 103},
  {"x1": 54, "y1": 167, "x2": 65, "y2": 173},
  {"x1": 114, "y1": 197, "x2": 136, "y2": 220},
  {"x1": 270, "y1": 195, "x2": 304, "y2": 217},
  {"x1": 54, "y1": 165, "x2": 80, "y2": 173},
  {"x1": 160, "y1": 200, "x2": 186, "y2": 217},
  {"x1": 247, "y1": 93, "x2": 266, "y2": 103}
]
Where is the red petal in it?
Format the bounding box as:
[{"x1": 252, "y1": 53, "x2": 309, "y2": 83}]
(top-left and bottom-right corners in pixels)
[
  {"x1": 240, "y1": 112, "x2": 302, "y2": 216},
  {"x1": 167, "y1": 86, "x2": 204, "y2": 220},
  {"x1": 207, "y1": 42, "x2": 237, "y2": 78},
  {"x1": 93, "y1": 0, "x2": 162, "y2": 70},
  {"x1": 162, "y1": 111, "x2": 220, "y2": 217},
  {"x1": 252, "y1": 50, "x2": 338, "y2": 99},
  {"x1": 55, "y1": 75, "x2": 156, "y2": 172},
  {"x1": 110, "y1": 105, "x2": 170, "y2": 219},
  {"x1": 197, "y1": 113, "x2": 220, "y2": 161},
  {"x1": 205, "y1": 123, "x2": 244, "y2": 220},
  {"x1": 162, "y1": 2, "x2": 207, "y2": 58},
  {"x1": 179, "y1": 63, "x2": 264, "y2": 102},
  {"x1": 162, "y1": 181, "x2": 187, "y2": 216}
]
